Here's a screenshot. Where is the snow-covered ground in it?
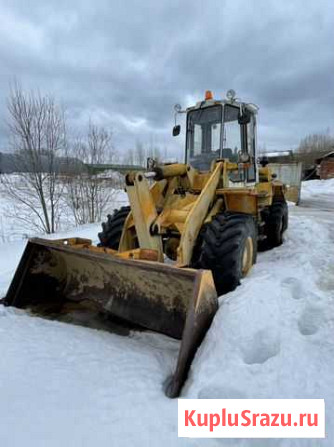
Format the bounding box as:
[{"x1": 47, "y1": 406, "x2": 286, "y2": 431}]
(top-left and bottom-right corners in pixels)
[
  {"x1": 0, "y1": 175, "x2": 127, "y2": 243},
  {"x1": 0, "y1": 179, "x2": 333, "y2": 446}
]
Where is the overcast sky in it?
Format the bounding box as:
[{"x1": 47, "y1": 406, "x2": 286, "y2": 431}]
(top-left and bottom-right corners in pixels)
[{"x1": 0, "y1": 0, "x2": 333, "y2": 158}]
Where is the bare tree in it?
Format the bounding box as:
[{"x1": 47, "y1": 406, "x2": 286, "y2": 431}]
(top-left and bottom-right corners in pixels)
[
  {"x1": 296, "y1": 132, "x2": 334, "y2": 166},
  {"x1": 65, "y1": 122, "x2": 117, "y2": 224},
  {"x1": 123, "y1": 147, "x2": 135, "y2": 165},
  {"x1": 1, "y1": 84, "x2": 66, "y2": 234},
  {"x1": 123, "y1": 139, "x2": 168, "y2": 166},
  {"x1": 135, "y1": 140, "x2": 146, "y2": 166}
]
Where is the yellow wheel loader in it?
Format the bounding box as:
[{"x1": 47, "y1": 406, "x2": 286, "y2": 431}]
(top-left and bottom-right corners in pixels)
[{"x1": 2, "y1": 90, "x2": 288, "y2": 397}]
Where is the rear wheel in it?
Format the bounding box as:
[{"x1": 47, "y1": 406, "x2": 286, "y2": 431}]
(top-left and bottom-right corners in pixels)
[
  {"x1": 98, "y1": 206, "x2": 131, "y2": 249},
  {"x1": 265, "y1": 200, "x2": 288, "y2": 248},
  {"x1": 198, "y1": 212, "x2": 257, "y2": 296}
]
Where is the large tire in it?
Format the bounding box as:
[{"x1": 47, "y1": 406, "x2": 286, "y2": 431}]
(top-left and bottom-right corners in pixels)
[
  {"x1": 98, "y1": 206, "x2": 131, "y2": 249},
  {"x1": 265, "y1": 201, "x2": 288, "y2": 248},
  {"x1": 198, "y1": 213, "x2": 257, "y2": 296}
]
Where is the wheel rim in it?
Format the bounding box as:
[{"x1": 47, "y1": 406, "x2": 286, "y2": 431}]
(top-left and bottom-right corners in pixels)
[{"x1": 242, "y1": 236, "x2": 253, "y2": 276}]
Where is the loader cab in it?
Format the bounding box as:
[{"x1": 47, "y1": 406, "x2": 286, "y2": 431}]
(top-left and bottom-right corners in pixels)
[{"x1": 183, "y1": 92, "x2": 258, "y2": 183}]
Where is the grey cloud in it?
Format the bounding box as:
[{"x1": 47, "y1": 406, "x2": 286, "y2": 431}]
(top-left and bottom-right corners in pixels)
[{"x1": 0, "y1": 0, "x2": 333, "y2": 156}]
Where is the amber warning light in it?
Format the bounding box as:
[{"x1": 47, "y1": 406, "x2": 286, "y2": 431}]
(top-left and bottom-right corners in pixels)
[{"x1": 205, "y1": 90, "x2": 213, "y2": 100}]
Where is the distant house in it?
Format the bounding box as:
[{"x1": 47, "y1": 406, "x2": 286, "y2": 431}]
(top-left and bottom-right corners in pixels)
[{"x1": 316, "y1": 151, "x2": 334, "y2": 180}]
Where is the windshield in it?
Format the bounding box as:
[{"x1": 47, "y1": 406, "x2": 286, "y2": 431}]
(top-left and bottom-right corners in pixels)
[
  {"x1": 223, "y1": 105, "x2": 241, "y2": 156},
  {"x1": 223, "y1": 104, "x2": 256, "y2": 182},
  {"x1": 186, "y1": 105, "x2": 222, "y2": 171}
]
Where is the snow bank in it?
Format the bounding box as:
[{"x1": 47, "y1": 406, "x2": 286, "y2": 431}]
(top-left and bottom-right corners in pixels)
[
  {"x1": 185, "y1": 210, "x2": 334, "y2": 446},
  {"x1": 301, "y1": 178, "x2": 334, "y2": 200}
]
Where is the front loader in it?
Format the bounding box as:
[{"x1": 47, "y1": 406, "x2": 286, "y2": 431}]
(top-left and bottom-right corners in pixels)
[{"x1": 3, "y1": 90, "x2": 288, "y2": 397}]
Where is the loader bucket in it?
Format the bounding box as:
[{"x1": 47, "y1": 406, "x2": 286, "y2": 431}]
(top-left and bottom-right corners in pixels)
[{"x1": 3, "y1": 238, "x2": 218, "y2": 397}]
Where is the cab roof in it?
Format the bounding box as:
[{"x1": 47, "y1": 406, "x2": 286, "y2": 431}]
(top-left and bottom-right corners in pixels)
[{"x1": 186, "y1": 98, "x2": 259, "y2": 115}]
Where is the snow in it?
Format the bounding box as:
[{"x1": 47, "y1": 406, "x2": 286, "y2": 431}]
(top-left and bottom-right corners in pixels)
[
  {"x1": 0, "y1": 179, "x2": 333, "y2": 446},
  {"x1": 0, "y1": 176, "x2": 128, "y2": 243},
  {"x1": 301, "y1": 178, "x2": 334, "y2": 200},
  {"x1": 0, "y1": 310, "x2": 181, "y2": 446}
]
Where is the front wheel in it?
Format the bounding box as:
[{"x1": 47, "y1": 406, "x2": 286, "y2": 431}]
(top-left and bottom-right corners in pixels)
[
  {"x1": 198, "y1": 212, "x2": 257, "y2": 296},
  {"x1": 265, "y1": 201, "x2": 288, "y2": 248},
  {"x1": 98, "y1": 206, "x2": 131, "y2": 249}
]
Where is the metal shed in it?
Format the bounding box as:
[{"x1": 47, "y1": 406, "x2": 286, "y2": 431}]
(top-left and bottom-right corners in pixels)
[{"x1": 269, "y1": 162, "x2": 303, "y2": 205}]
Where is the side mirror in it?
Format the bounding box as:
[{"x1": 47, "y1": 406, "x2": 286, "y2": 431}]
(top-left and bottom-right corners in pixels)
[
  {"x1": 238, "y1": 150, "x2": 251, "y2": 163},
  {"x1": 238, "y1": 110, "x2": 251, "y2": 125},
  {"x1": 172, "y1": 125, "x2": 181, "y2": 136}
]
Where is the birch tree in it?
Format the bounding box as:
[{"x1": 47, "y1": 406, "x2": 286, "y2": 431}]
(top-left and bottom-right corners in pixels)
[
  {"x1": 1, "y1": 84, "x2": 66, "y2": 234},
  {"x1": 65, "y1": 122, "x2": 116, "y2": 224}
]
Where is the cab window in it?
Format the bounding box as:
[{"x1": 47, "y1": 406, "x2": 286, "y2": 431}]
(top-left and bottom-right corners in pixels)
[
  {"x1": 224, "y1": 105, "x2": 243, "y2": 181},
  {"x1": 223, "y1": 105, "x2": 241, "y2": 159},
  {"x1": 186, "y1": 105, "x2": 222, "y2": 171}
]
